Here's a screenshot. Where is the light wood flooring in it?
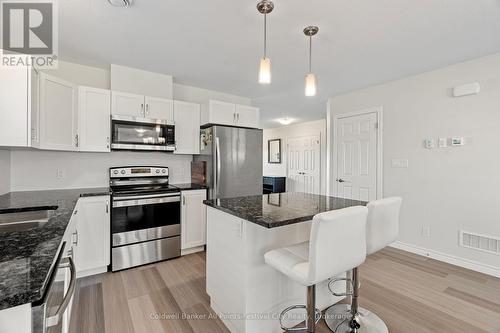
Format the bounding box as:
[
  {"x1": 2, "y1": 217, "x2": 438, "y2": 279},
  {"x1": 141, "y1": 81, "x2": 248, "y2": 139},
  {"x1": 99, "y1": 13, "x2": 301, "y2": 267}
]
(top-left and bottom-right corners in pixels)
[{"x1": 69, "y1": 247, "x2": 500, "y2": 333}]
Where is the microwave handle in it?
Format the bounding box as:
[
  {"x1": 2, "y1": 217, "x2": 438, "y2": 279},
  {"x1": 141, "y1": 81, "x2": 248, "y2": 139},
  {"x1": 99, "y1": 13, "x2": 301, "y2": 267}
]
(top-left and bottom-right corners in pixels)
[{"x1": 46, "y1": 256, "x2": 76, "y2": 328}]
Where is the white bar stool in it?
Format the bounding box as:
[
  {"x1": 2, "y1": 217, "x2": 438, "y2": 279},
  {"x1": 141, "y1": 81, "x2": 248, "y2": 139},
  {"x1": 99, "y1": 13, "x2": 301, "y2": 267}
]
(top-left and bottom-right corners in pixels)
[
  {"x1": 264, "y1": 206, "x2": 368, "y2": 333},
  {"x1": 325, "y1": 197, "x2": 402, "y2": 333}
]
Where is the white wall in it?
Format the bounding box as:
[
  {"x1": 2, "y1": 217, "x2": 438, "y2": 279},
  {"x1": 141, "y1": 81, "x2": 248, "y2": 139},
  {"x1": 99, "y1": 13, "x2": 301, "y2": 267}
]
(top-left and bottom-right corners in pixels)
[
  {"x1": 0, "y1": 150, "x2": 10, "y2": 194},
  {"x1": 43, "y1": 61, "x2": 110, "y2": 89},
  {"x1": 327, "y1": 53, "x2": 500, "y2": 270},
  {"x1": 263, "y1": 119, "x2": 327, "y2": 195},
  {"x1": 10, "y1": 150, "x2": 192, "y2": 191}
]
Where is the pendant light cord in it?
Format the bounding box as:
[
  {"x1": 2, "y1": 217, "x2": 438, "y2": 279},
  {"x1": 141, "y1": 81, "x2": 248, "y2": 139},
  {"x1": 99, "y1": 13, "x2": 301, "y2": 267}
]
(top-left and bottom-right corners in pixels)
[
  {"x1": 309, "y1": 36, "x2": 312, "y2": 73},
  {"x1": 264, "y1": 13, "x2": 267, "y2": 58}
]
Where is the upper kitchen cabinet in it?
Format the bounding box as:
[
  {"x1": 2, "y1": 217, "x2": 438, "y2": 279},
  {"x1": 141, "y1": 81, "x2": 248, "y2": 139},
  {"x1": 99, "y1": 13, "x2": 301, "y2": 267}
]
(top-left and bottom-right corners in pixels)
[
  {"x1": 35, "y1": 73, "x2": 78, "y2": 151},
  {"x1": 235, "y1": 104, "x2": 259, "y2": 129},
  {"x1": 111, "y1": 91, "x2": 174, "y2": 122},
  {"x1": 174, "y1": 100, "x2": 200, "y2": 155},
  {"x1": 78, "y1": 86, "x2": 111, "y2": 152},
  {"x1": 144, "y1": 96, "x2": 174, "y2": 122},
  {"x1": 111, "y1": 90, "x2": 145, "y2": 118},
  {"x1": 0, "y1": 65, "x2": 38, "y2": 147},
  {"x1": 201, "y1": 100, "x2": 260, "y2": 128}
]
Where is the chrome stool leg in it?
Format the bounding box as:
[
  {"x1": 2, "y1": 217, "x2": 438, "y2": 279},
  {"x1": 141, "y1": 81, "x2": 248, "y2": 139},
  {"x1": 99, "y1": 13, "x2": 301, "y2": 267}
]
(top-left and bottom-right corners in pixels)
[
  {"x1": 324, "y1": 268, "x2": 388, "y2": 333},
  {"x1": 279, "y1": 285, "x2": 321, "y2": 332}
]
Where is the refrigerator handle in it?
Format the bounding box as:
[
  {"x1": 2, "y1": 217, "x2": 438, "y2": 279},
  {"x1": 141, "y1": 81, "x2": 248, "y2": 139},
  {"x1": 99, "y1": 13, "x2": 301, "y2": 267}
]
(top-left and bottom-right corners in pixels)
[{"x1": 215, "y1": 136, "x2": 221, "y2": 197}]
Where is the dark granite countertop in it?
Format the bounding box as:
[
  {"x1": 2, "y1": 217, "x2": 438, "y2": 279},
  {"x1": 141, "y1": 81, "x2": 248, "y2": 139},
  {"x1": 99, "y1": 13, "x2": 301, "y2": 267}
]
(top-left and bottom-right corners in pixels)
[
  {"x1": 171, "y1": 183, "x2": 207, "y2": 191},
  {"x1": 204, "y1": 192, "x2": 366, "y2": 228},
  {"x1": 0, "y1": 187, "x2": 110, "y2": 310}
]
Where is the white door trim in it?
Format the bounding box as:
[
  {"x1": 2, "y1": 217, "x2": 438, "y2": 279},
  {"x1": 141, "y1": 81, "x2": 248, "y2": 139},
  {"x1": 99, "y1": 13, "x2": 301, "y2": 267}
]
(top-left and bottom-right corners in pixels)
[{"x1": 331, "y1": 106, "x2": 383, "y2": 199}]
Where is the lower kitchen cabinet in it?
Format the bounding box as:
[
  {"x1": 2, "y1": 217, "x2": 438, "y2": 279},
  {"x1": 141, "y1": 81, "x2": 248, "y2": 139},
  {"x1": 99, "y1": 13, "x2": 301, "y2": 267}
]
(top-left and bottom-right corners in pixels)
[
  {"x1": 74, "y1": 195, "x2": 110, "y2": 277},
  {"x1": 181, "y1": 189, "x2": 207, "y2": 254}
]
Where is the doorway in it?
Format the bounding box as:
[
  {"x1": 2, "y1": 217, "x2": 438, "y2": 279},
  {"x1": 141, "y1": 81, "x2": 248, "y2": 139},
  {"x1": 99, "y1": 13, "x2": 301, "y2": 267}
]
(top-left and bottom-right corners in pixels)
[
  {"x1": 332, "y1": 107, "x2": 382, "y2": 201},
  {"x1": 287, "y1": 135, "x2": 321, "y2": 194}
]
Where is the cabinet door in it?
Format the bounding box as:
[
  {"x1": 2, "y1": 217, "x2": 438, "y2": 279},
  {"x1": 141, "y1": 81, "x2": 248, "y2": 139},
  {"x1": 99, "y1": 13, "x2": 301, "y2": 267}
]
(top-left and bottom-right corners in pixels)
[
  {"x1": 111, "y1": 90, "x2": 144, "y2": 118},
  {"x1": 0, "y1": 66, "x2": 32, "y2": 147},
  {"x1": 174, "y1": 100, "x2": 200, "y2": 155},
  {"x1": 78, "y1": 87, "x2": 111, "y2": 152},
  {"x1": 235, "y1": 104, "x2": 259, "y2": 129},
  {"x1": 39, "y1": 73, "x2": 78, "y2": 151},
  {"x1": 75, "y1": 196, "x2": 110, "y2": 275},
  {"x1": 144, "y1": 96, "x2": 174, "y2": 122},
  {"x1": 208, "y1": 100, "x2": 236, "y2": 126},
  {"x1": 181, "y1": 190, "x2": 207, "y2": 250}
]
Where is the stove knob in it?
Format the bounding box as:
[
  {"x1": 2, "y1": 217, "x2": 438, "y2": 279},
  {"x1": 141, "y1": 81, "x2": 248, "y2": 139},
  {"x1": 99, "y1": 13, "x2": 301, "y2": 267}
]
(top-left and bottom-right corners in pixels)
[
  {"x1": 162, "y1": 169, "x2": 166, "y2": 173},
  {"x1": 156, "y1": 169, "x2": 160, "y2": 174},
  {"x1": 121, "y1": 170, "x2": 126, "y2": 175},
  {"x1": 113, "y1": 170, "x2": 118, "y2": 175}
]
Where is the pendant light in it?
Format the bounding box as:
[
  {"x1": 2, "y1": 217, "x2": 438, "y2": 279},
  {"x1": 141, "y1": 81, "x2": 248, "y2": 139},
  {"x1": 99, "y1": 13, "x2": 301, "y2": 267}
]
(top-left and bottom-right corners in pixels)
[
  {"x1": 257, "y1": 0, "x2": 274, "y2": 84},
  {"x1": 303, "y1": 26, "x2": 319, "y2": 96}
]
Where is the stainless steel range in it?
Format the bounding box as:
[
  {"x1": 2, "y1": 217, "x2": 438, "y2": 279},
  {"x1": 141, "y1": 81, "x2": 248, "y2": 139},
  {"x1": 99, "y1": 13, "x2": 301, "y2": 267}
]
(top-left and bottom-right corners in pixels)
[{"x1": 110, "y1": 166, "x2": 181, "y2": 271}]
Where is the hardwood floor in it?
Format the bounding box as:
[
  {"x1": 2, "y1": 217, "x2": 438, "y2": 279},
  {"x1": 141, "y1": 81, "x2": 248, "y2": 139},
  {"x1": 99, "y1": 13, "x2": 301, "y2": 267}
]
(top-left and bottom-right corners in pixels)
[{"x1": 69, "y1": 248, "x2": 500, "y2": 333}]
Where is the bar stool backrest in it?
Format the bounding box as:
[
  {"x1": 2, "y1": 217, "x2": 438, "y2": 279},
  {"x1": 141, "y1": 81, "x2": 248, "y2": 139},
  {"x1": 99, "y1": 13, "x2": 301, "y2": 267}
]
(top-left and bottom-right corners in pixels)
[{"x1": 366, "y1": 197, "x2": 402, "y2": 255}]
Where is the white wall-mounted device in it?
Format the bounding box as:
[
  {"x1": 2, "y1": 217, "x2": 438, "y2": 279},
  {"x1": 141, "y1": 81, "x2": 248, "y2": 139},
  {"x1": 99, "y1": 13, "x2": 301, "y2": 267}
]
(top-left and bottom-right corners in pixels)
[
  {"x1": 452, "y1": 82, "x2": 480, "y2": 97},
  {"x1": 451, "y1": 137, "x2": 465, "y2": 146}
]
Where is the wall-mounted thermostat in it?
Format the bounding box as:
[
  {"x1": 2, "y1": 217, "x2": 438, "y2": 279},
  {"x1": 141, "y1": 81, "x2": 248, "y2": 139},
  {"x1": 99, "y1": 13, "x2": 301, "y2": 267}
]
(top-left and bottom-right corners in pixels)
[
  {"x1": 451, "y1": 137, "x2": 465, "y2": 146},
  {"x1": 424, "y1": 138, "x2": 435, "y2": 149},
  {"x1": 452, "y1": 82, "x2": 480, "y2": 97}
]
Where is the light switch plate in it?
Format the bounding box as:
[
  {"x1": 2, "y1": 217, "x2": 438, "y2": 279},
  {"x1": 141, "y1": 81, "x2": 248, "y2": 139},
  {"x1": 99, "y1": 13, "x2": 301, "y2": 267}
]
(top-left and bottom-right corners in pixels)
[
  {"x1": 392, "y1": 159, "x2": 409, "y2": 168},
  {"x1": 438, "y1": 138, "x2": 447, "y2": 148}
]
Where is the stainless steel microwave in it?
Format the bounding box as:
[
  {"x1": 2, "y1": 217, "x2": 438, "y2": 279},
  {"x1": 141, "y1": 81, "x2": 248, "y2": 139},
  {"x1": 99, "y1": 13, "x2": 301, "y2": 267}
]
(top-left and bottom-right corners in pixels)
[{"x1": 111, "y1": 115, "x2": 175, "y2": 152}]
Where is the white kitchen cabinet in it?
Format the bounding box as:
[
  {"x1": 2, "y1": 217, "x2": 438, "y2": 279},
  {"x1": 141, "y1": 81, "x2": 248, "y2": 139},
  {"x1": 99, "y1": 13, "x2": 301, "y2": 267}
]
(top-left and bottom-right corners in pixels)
[
  {"x1": 112, "y1": 91, "x2": 174, "y2": 122},
  {"x1": 181, "y1": 189, "x2": 207, "y2": 253},
  {"x1": 0, "y1": 65, "x2": 38, "y2": 147},
  {"x1": 111, "y1": 90, "x2": 145, "y2": 118},
  {"x1": 74, "y1": 195, "x2": 110, "y2": 277},
  {"x1": 37, "y1": 73, "x2": 78, "y2": 151},
  {"x1": 78, "y1": 86, "x2": 111, "y2": 152},
  {"x1": 174, "y1": 100, "x2": 200, "y2": 155},
  {"x1": 202, "y1": 100, "x2": 260, "y2": 128},
  {"x1": 235, "y1": 104, "x2": 259, "y2": 129},
  {"x1": 144, "y1": 96, "x2": 174, "y2": 122}
]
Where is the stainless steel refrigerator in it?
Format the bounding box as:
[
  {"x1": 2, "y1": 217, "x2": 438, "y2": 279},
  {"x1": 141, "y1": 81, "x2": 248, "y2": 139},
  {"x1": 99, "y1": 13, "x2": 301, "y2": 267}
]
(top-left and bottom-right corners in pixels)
[{"x1": 193, "y1": 125, "x2": 263, "y2": 199}]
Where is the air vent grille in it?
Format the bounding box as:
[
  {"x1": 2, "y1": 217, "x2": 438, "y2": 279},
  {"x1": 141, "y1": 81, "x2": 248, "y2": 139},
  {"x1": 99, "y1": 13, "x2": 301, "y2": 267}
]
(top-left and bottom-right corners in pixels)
[{"x1": 459, "y1": 230, "x2": 500, "y2": 255}]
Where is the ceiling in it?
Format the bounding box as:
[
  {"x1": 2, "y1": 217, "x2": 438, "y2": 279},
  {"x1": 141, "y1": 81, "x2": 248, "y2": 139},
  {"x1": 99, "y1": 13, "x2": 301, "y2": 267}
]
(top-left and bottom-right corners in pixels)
[{"x1": 58, "y1": 0, "x2": 500, "y2": 128}]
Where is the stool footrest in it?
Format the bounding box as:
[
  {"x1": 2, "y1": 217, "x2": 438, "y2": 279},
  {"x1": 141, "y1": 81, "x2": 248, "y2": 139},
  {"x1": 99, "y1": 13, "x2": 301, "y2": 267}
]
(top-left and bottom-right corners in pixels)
[
  {"x1": 328, "y1": 277, "x2": 354, "y2": 297},
  {"x1": 279, "y1": 305, "x2": 321, "y2": 331}
]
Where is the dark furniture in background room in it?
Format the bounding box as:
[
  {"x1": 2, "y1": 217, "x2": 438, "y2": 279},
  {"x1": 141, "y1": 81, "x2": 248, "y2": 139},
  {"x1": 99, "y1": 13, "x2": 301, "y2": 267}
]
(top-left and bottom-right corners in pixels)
[{"x1": 263, "y1": 176, "x2": 286, "y2": 194}]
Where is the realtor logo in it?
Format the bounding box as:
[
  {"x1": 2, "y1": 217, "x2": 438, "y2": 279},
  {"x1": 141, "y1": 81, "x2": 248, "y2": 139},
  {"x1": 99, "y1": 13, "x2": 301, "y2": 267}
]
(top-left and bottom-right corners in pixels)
[{"x1": 1, "y1": 0, "x2": 58, "y2": 68}]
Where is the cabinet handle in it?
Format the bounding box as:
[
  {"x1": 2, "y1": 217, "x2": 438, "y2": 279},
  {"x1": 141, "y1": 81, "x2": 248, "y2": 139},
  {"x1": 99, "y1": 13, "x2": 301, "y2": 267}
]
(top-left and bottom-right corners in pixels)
[
  {"x1": 106, "y1": 201, "x2": 109, "y2": 213},
  {"x1": 140, "y1": 103, "x2": 144, "y2": 116},
  {"x1": 75, "y1": 134, "x2": 79, "y2": 147},
  {"x1": 237, "y1": 113, "x2": 240, "y2": 122},
  {"x1": 233, "y1": 113, "x2": 236, "y2": 123},
  {"x1": 72, "y1": 230, "x2": 78, "y2": 246},
  {"x1": 146, "y1": 103, "x2": 149, "y2": 116},
  {"x1": 182, "y1": 196, "x2": 186, "y2": 205}
]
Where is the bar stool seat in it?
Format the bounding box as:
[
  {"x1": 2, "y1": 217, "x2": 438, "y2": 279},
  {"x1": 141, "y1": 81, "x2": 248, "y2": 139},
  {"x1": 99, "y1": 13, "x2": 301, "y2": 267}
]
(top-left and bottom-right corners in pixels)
[{"x1": 265, "y1": 206, "x2": 368, "y2": 332}]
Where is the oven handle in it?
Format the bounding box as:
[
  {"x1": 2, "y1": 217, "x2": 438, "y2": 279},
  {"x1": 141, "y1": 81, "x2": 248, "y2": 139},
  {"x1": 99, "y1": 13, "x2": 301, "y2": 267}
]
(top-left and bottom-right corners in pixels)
[
  {"x1": 113, "y1": 192, "x2": 179, "y2": 201},
  {"x1": 46, "y1": 256, "x2": 76, "y2": 328},
  {"x1": 113, "y1": 195, "x2": 180, "y2": 208}
]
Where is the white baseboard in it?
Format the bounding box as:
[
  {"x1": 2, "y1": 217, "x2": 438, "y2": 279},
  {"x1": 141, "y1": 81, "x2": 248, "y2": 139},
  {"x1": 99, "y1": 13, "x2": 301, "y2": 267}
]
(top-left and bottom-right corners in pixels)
[
  {"x1": 389, "y1": 241, "x2": 500, "y2": 278},
  {"x1": 181, "y1": 245, "x2": 205, "y2": 256}
]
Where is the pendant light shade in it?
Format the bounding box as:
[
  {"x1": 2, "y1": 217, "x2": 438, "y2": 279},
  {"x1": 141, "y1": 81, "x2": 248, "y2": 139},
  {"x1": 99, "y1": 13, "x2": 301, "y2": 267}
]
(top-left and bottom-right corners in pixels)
[
  {"x1": 305, "y1": 73, "x2": 317, "y2": 97},
  {"x1": 303, "y1": 26, "x2": 319, "y2": 96},
  {"x1": 257, "y1": 1, "x2": 274, "y2": 84},
  {"x1": 259, "y1": 57, "x2": 272, "y2": 84}
]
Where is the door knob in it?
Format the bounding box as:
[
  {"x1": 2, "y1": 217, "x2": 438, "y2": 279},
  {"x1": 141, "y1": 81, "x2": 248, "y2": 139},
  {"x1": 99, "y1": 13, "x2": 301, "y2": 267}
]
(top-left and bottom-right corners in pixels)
[{"x1": 337, "y1": 178, "x2": 349, "y2": 183}]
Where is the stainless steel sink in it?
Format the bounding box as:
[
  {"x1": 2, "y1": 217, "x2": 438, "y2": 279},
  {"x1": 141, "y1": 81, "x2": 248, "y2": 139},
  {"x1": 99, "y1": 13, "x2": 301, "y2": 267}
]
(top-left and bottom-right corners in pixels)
[{"x1": 0, "y1": 209, "x2": 56, "y2": 233}]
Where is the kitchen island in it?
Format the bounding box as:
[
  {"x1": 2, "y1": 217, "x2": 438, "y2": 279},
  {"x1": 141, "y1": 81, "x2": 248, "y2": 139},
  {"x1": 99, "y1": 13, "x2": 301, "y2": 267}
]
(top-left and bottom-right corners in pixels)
[{"x1": 204, "y1": 192, "x2": 366, "y2": 333}]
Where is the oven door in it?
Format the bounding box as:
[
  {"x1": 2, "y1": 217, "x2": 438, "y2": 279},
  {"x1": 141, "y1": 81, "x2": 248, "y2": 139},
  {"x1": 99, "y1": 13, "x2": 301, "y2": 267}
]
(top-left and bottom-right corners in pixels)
[
  {"x1": 111, "y1": 116, "x2": 175, "y2": 151},
  {"x1": 111, "y1": 192, "x2": 181, "y2": 246}
]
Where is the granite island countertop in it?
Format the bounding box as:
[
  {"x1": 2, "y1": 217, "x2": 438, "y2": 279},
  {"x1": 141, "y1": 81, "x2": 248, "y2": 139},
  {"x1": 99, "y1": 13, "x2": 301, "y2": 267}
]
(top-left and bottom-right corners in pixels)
[
  {"x1": 0, "y1": 187, "x2": 110, "y2": 311},
  {"x1": 203, "y1": 192, "x2": 366, "y2": 228}
]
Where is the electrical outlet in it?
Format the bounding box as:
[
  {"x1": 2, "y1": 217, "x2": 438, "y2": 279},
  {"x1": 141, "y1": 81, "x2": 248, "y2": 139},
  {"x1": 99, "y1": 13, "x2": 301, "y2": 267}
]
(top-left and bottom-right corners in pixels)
[
  {"x1": 56, "y1": 168, "x2": 66, "y2": 179},
  {"x1": 422, "y1": 226, "x2": 431, "y2": 238}
]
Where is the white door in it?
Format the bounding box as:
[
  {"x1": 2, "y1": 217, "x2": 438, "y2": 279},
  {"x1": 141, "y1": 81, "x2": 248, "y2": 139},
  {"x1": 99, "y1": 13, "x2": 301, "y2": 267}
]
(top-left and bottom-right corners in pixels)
[
  {"x1": 336, "y1": 112, "x2": 378, "y2": 201},
  {"x1": 74, "y1": 196, "x2": 110, "y2": 275},
  {"x1": 181, "y1": 190, "x2": 207, "y2": 250},
  {"x1": 38, "y1": 73, "x2": 78, "y2": 151},
  {"x1": 78, "y1": 86, "x2": 111, "y2": 152},
  {"x1": 287, "y1": 135, "x2": 321, "y2": 194},
  {"x1": 174, "y1": 100, "x2": 200, "y2": 154},
  {"x1": 111, "y1": 91, "x2": 145, "y2": 118},
  {"x1": 208, "y1": 100, "x2": 236, "y2": 126},
  {"x1": 235, "y1": 104, "x2": 259, "y2": 128},
  {"x1": 144, "y1": 96, "x2": 174, "y2": 122}
]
